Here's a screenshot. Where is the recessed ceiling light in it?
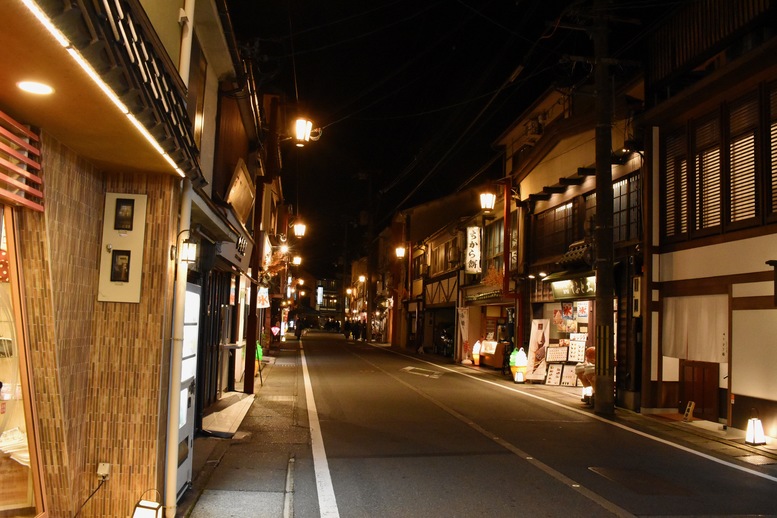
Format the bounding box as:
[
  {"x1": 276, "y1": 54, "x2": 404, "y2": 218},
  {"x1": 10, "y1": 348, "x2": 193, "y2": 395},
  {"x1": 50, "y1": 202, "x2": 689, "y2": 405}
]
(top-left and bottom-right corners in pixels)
[{"x1": 17, "y1": 81, "x2": 54, "y2": 95}]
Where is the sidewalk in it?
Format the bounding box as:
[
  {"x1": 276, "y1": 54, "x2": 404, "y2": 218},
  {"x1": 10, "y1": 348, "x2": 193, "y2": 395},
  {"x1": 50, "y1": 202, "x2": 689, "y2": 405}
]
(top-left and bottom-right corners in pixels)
[
  {"x1": 176, "y1": 337, "x2": 304, "y2": 518},
  {"x1": 176, "y1": 339, "x2": 777, "y2": 517}
]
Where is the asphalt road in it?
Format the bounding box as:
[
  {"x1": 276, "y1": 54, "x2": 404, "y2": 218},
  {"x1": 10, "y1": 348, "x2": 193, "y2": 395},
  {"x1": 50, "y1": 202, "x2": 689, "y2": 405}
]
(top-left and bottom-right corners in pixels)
[{"x1": 295, "y1": 331, "x2": 777, "y2": 518}]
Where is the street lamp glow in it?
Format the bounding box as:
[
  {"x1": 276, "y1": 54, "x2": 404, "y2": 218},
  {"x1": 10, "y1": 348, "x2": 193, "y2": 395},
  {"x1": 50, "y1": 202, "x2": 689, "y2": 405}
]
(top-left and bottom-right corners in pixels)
[
  {"x1": 295, "y1": 118, "x2": 313, "y2": 146},
  {"x1": 395, "y1": 245, "x2": 406, "y2": 259},
  {"x1": 292, "y1": 220, "x2": 307, "y2": 237},
  {"x1": 358, "y1": 275, "x2": 366, "y2": 283},
  {"x1": 480, "y1": 191, "x2": 496, "y2": 211},
  {"x1": 292, "y1": 255, "x2": 302, "y2": 265}
]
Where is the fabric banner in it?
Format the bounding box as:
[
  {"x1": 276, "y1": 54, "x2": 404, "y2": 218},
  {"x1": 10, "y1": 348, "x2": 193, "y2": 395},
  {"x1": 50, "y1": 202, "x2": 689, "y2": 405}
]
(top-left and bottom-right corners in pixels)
[
  {"x1": 457, "y1": 308, "x2": 469, "y2": 358},
  {"x1": 662, "y1": 295, "x2": 727, "y2": 362}
]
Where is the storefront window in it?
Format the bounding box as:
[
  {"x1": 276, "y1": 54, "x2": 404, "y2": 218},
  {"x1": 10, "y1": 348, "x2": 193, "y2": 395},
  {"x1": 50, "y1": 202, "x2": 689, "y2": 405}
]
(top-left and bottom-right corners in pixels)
[{"x1": 0, "y1": 206, "x2": 39, "y2": 515}]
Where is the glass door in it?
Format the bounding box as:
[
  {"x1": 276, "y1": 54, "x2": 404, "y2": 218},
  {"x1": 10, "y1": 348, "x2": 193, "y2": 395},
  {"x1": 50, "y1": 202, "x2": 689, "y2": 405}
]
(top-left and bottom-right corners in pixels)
[{"x1": 0, "y1": 205, "x2": 43, "y2": 515}]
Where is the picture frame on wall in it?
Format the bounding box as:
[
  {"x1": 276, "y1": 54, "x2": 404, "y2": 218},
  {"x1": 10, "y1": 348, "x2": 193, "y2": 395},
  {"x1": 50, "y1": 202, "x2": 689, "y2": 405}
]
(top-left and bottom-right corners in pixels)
[
  {"x1": 114, "y1": 198, "x2": 135, "y2": 231},
  {"x1": 110, "y1": 250, "x2": 131, "y2": 282}
]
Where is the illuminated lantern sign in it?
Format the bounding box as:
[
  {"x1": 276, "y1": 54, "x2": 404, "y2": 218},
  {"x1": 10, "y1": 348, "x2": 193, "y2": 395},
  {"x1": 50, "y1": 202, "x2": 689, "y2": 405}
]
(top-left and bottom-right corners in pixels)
[
  {"x1": 465, "y1": 226, "x2": 482, "y2": 274},
  {"x1": 550, "y1": 275, "x2": 597, "y2": 300}
]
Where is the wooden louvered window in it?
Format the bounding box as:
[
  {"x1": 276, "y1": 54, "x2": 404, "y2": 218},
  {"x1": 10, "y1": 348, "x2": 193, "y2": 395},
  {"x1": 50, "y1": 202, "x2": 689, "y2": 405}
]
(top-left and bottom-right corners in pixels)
[
  {"x1": 663, "y1": 131, "x2": 688, "y2": 240},
  {"x1": 693, "y1": 116, "x2": 721, "y2": 233},
  {"x1": 728, "y1": 94, "x2": 757, "y2": 225},
  {"x1": 770, "y1": 84, "x2": 777, "y2": 217},
  {"x1": 661, "y1": 84, "x2": 777, "y2": 243}
]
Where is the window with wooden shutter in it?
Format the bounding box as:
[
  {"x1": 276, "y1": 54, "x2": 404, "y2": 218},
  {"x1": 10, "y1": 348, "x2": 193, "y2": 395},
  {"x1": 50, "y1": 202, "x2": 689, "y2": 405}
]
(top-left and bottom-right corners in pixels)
[
  {"x1": 694, "y1": 116, "x2": 721, "y2": 232},
  {"x1": 770, "y1": 83, "x2": 777, "y2": 216},
  {"x1": 728, "y1": 93, "x2": 757, "y2": 225},
  {"x1": 664, "y1": 131, "x2": 688, "y2": 239}
]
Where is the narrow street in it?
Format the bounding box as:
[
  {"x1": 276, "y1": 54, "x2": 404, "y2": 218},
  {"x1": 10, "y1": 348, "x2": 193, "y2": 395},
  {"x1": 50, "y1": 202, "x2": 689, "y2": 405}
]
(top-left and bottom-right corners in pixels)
[{"x1": 187, "y1": 331, "x2": 777, "y2": 517}]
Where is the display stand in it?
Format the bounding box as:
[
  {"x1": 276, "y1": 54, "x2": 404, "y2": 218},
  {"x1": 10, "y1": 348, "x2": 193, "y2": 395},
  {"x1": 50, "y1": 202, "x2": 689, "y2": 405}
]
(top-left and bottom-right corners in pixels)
[{"x1": 478, "y1": 340, "x2": 507, "y2": 369}]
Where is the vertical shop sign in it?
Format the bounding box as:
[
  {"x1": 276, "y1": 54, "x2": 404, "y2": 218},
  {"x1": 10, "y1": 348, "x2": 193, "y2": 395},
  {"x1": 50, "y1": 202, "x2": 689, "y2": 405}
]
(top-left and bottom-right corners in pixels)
[
  {"x1": 465, "y1": 226, "x2": 482, "y2": 274},
  {"x1": 257, "y1": 286, "x2": 270, "y2": 308}
]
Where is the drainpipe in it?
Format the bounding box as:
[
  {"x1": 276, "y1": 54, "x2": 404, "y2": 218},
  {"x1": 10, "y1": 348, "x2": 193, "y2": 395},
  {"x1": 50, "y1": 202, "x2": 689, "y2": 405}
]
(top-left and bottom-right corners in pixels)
[
  {"x1": 165, "y1": 179, "x2": 193, "y2": 517},
  {"x1": 178, "y1": 0, "x2": 196, "y2": 87}
]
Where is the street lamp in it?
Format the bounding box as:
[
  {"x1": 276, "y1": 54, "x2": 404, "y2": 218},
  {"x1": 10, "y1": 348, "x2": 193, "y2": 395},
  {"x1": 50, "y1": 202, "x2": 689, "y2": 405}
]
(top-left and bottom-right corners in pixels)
[
  {"x1": 395, "y1": 245, "x2": 406, "y2": 259},
  {"x1": 292, "y1": 220, "x2": 307, "y2": 237},
  {"x1": 480, "y1": 188, "x2": 496, "y2": 212}
]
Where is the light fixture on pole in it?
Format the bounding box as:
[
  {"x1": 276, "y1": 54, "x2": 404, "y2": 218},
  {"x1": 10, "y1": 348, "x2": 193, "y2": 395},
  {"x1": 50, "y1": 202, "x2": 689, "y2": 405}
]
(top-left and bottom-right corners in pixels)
[
  {"x1": 287, "y1": 9, "x2": 321, "y2": 148},
  {"x1": 395, "y1": 245, "x2": 406, "y2": 259},
  {"x1": 292, "y1": 255, "x2": 302, "y2": 266},
  {"x1": 295, "y1": 117, "x2": 313, "y2": 147}
]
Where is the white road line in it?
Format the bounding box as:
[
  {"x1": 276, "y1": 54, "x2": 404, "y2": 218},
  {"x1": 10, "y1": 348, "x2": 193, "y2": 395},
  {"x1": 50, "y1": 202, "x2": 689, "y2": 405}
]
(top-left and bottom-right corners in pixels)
[
  {"x1": 357, "y1": 350, "x2": 634, "y2": 517},
  {"x1": 300, "y1": 344, "x2": 340, "y2": 517},
  {"x1": 375, "y1": 344, "x2": 777, "y2": 484}
]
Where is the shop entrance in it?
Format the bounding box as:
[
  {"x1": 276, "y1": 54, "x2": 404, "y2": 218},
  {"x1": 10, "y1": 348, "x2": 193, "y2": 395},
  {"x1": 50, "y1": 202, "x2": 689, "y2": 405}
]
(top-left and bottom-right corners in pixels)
[{"x1": 680, "y1": 360, "x2": 719, "y2": 422}]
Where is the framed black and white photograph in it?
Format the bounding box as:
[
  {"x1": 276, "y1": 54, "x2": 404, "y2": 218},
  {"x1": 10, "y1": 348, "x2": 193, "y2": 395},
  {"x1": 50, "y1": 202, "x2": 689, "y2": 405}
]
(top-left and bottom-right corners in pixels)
[
  {"x1": 110, "y1": 250, "x2": 131, "y2": 282},
  {"x1": 114, "y1": 198, "x2": 135, "y2": 231}
]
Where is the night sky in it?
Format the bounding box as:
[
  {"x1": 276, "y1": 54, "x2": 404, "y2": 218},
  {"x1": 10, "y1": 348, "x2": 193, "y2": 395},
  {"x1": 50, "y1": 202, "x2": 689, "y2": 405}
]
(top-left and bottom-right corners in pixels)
[{"x1": 225, "y1": 0, "x2": 672, "y2": 277}]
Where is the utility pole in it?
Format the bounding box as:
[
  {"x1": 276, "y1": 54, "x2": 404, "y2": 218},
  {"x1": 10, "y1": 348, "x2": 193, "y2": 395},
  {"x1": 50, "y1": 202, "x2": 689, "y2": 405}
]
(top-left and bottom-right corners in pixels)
[{"x1": 593, "y1": 0, "x2": 615, "y2": 415}]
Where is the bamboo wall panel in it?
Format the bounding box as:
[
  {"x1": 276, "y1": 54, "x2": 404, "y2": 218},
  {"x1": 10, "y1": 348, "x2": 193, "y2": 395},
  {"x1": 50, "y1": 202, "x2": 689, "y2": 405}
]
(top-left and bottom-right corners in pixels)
[{"x1": 17, "y1": 131, "x2": 180, "y2": 517}]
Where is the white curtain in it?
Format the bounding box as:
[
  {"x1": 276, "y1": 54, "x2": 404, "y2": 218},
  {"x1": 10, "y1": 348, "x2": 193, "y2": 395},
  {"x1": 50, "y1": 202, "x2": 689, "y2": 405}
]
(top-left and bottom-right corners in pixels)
[{"x1": 662, "y1": 295, "x2": 728, "y2": 362}]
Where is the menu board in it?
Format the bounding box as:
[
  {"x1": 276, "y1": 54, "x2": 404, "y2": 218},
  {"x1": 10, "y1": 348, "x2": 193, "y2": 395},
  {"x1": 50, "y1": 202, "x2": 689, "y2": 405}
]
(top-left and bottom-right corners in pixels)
[
  {"x1": 561, "y1": 365, "x2": 579, "y2": 386},
  {"x1": 546, "y1": 346, "x2": 569, "y2": 363},
  {"x1": 568, "y1": 333, "x2": 588, "y2": 363},
  {"x1": 546, "y1": 364, "x2": 563, "y2": 386}
]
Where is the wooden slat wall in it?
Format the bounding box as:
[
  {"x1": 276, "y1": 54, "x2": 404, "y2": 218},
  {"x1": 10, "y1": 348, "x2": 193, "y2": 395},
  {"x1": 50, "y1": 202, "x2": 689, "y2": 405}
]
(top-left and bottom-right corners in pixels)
[
  {"x1": 17, "y1": 131, "x2": 179, "y2": 517},
  {"x1": 646, "y1": 0, "x2": 771, "y2": 88},
  {"x1": 0, "y1": 109, "x2": 43, "y2": 212}
]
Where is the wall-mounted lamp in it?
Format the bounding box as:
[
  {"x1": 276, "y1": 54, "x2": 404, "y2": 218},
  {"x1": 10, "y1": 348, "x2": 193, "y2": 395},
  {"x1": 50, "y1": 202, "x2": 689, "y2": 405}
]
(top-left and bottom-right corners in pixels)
[
  {"x1": 170, "y1": 228, "x2": 199, "y2": 263},
  {"x1": 358, "y1": 275, "x2": 366, "y2": 283},
  {"x1": 292, "y1": 255, "x2": 302, "y2": 266},
  {"x1": 395, "y1": 245, "x2": 406, "y2": 259},
  {"x1": 132, "y1": 490, "x2": 163, "y2": 518},
  {"x1": 745, "y1": 408, "x2": 767, "y2": 446}
]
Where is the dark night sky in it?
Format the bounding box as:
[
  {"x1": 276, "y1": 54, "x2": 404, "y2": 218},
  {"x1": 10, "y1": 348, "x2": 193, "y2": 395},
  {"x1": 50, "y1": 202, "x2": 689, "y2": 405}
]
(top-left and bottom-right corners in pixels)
[{"x1": 225, "y1": 0, "x2": 671, "y2": 277}]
